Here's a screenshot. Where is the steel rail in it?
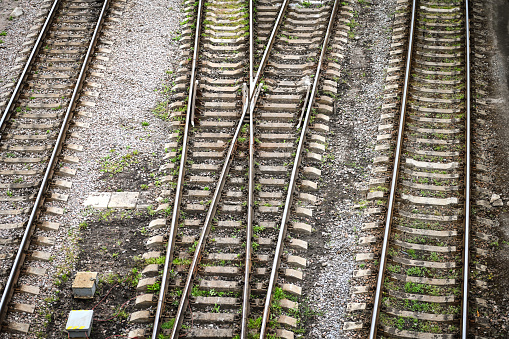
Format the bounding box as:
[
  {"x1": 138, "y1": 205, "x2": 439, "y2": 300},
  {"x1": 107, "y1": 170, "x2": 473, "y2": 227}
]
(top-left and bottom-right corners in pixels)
[
  {"x1": 242, "y1": 0, "x2": 255, "y2": 337},
  {"x1": 461, "y1": 0, "x2": 471, "y2": 337},
  {"x1": 0, "y1": 0, "x2": 61, "y2": 136},
  {"x1": 241, "y1": 82, "x2": 262, "y2": 339},
  {"x1": 249, "y1": 0, "x2": 254, "y2": 91},
  {"x1": 0, "y1": 0, "x2": 110, "y2": 327},
  {"x1": 368, "y1": 0, "x2": 416, "y2": 337},
  {"x1": 259, "y1": 0, "x2": 341, "y2": 336},
  {"x1": 151, "y1": 0, "x2": 205, "y2": 336},
  {"x1": 252, "y1": 0, "x2": 290, "y2": 90},
  {"x1": 166, "y1": 2, "x2": 291, "y2": 338}
]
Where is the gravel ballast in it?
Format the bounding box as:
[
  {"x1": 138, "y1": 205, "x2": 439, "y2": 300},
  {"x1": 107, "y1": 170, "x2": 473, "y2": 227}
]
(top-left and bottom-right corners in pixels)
[
  {"x1": 0, "y1": 0, "x2": 46, "y2": 102},
  {"x1": 304, "y1": 1, "x2": 396, "y2": 337}
]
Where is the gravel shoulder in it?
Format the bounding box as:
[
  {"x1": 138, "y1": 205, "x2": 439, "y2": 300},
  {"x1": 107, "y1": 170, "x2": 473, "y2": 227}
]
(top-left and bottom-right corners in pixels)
[
  {"x1": 304, "y1": 1, "x2": 395, "y2": 337},
  {"x1": 44, "y1": 0, "x2": 184, "y2": 335},
  {"x1": 0, "y1": 0, "x2": 45, "y2": 99}
]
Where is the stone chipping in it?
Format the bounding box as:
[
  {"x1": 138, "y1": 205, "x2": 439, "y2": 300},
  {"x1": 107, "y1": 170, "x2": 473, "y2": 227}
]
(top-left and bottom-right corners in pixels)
[{"x1": 304, "y1": 0, "x2": 396, "y2": 337}]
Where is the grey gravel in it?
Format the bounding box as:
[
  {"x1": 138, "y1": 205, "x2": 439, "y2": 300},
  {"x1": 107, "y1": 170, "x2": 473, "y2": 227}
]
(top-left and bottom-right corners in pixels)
[
  {"x1": 10, "y1": 7, "x2": 23, "y2": 18},
  {"x1": 306, "y1": 0, "x2": 396, "y2": 338},
  {"x1": 0, "y1": 0, "x2": 46, "y2": 101}
]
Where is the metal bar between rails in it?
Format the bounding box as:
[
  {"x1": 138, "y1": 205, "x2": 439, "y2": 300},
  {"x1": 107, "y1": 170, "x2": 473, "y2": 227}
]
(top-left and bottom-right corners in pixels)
[
  {"x1": 0, "y1": 0, "x2": 61, "y2": 136},
  {"x1": 241, "y1": 82, "x2": 261, "y2": 339},
  {"x1": 167, "y1": 1, "x2": 291, "y2": 337},
  {"x1": 259, "y1": 0, "x2": 341, "y2": 336},
  {"x1": 249, "y1": 0, "x2": 254, "y2": 92},
  {"x1": 462, "y1": 0, "x2": 471, "y2": 337},
  {"x1": 242, "y1": 0, "x2": 255, "y2": 336},
  {"x1": 0, "y1": 0, "x2": 110, "y2": 326},
  {"x1": 151, "y1": 0, "x2": 205, "y2": 336},
  {"x1": 368, "y1": 0, "x2": 416, "y2": 337}
]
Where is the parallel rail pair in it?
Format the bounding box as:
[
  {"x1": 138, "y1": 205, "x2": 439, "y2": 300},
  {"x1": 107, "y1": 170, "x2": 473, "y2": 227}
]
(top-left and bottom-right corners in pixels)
[
  {"x1": 0, "y1": 0, "x2": 110, "y2": 329},
  {"x1": 369, "y1": 0, "x2": 471, "y2": 337}
]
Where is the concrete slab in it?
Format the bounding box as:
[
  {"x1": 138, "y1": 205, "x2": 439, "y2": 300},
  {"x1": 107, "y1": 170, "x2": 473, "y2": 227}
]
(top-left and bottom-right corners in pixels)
[
  {"x1": 83, "y1": 192, "x2": 111, "y2": 209},
  {"x1": 108, "y1": 192, "x2": 139, "y2": 209}
]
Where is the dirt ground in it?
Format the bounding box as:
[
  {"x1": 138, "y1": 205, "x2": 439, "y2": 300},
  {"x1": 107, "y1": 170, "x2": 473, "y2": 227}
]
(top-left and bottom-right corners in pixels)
[
  {"x1": 482, "y1": 0, "x2": 509, "y2": 335},
  {"x1": 45, "y1": 215, "x2": 150, "y2": 339}
]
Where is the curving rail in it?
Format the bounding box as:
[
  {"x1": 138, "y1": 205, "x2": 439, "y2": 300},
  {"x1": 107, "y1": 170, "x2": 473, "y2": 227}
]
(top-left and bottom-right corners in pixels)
[
  {"x1": 151, "y1": 0, "x2": 205, "y2": 335},
  {"x1": 150, "y1": 0, "x2": 351, "y2": 337}
]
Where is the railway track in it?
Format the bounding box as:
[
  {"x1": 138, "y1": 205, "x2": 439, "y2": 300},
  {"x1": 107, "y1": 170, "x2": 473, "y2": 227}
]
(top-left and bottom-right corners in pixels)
[
  {"x1": 0, "y1": 0, "x2": 487, "y2": 337},
  {"x1": 344, "y1": 0, "x2": 472, "y2": 337},
  {"x1": 0, "y1": 0, "x2": 110, "y2": 333},
  {"x1": 123, "y1": 0, "x2": 352, "y2": 338}
]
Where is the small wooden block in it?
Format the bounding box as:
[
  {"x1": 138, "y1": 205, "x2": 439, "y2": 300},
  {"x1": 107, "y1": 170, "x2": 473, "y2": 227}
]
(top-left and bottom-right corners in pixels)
[
  {"x1": 39, "y1": 221, "x2": 60, "y2": 231},
  {"x1": 53, "y1": 180, "x2": 72, "y2": 189},
  {"x1": 4, "y1": 322, "x2": 30, "y2": 334},
  {"x1": 34, "y1": 236, "x2": 55, "y2": 247},
  {"x1": 19, "y1": 284, "x2": 40, "y2": 295},
  {"x1": 25, "y1": 266, "x2": 47, "y2": 276},
  {"x1": 29, "y1": 251, "x2": 51, "y2": 262},
  {"x1": 11, "y1": 303, "x2": 35, "y2": 314}
]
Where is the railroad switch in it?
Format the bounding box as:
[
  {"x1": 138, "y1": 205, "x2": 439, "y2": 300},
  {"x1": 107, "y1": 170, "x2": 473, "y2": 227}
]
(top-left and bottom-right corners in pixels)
[
  {"x1": 72, "y1": 272, "x2": 98, "y2": 299},
  {"x1": 65, "y1": 310, "x2": 93, "y2": 338}
]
